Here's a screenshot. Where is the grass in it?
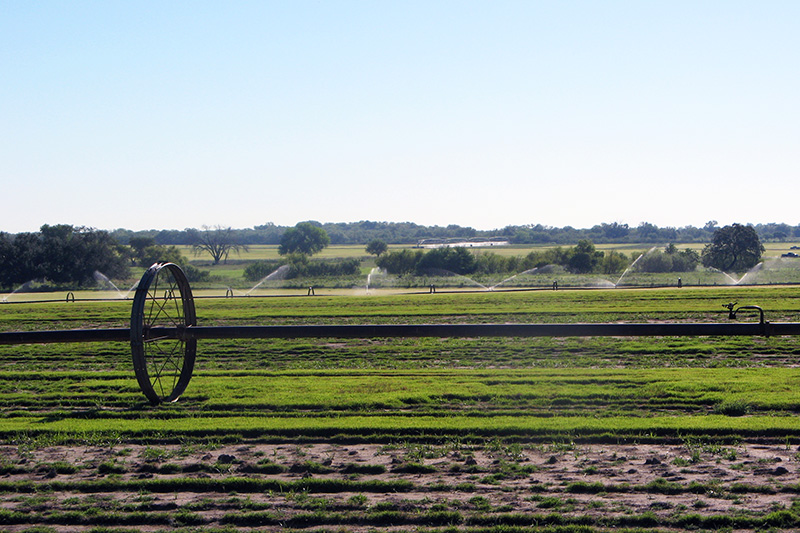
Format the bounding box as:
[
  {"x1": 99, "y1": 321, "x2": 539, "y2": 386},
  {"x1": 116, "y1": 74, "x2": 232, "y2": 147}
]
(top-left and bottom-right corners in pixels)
[
  {"x1": 2, "y1": 285, "x2": 800, "y2": 440},
  {"x1": 179, "y1": 244, "x2": 382, "y2": 262},
  {"x1": 7, "y1": 283, "x2": 792, "y2": 328},
  {"x1": 82, "y1": 240, "x2": 800, "y2": 290},
  {"x1": 3, "y1": 282, "x2": 800, "y2": 530},
  {"x1": 6, "y1": 410, "x2": 800, "y2": 442},
  {"x1": 180, "y1": 242, "x2": 800, "y2": 261},
  {"x1": 6, "y1": 241, "x2": 800, "y2": 298},
  {"x1": 4, "y1": 365, "x2": 800, "y2": 441},
  {"x1": 5, "y1": 284, "x2": 800, "y2": 325}
]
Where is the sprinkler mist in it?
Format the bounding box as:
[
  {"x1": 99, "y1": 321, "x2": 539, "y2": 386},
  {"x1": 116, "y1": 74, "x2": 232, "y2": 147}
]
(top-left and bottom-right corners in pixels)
[{"x1": 614, "y1": 247, "x2": 657, "y2": 287}]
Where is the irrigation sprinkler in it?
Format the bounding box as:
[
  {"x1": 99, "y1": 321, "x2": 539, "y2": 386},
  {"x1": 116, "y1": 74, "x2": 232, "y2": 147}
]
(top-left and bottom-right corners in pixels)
[{"x1": 2, "y1": 263, "x2": 800, "y2": 405}]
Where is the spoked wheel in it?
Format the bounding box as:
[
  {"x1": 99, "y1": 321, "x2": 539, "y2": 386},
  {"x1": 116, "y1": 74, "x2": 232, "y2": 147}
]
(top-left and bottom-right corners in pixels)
[{"x1": 130, "y1": 262, "x2": 197, "y2": 404}]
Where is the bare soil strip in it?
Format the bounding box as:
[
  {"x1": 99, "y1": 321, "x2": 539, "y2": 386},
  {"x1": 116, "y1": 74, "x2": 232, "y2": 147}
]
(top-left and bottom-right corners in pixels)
[{"x1": 2, "y1": 440, "x2": 800, "y2": 531}]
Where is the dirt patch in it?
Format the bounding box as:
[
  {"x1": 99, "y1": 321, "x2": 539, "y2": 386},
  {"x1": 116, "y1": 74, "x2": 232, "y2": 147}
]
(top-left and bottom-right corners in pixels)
[{"x1": 1, "y1": 440, "x2": 799, "y2": 530}]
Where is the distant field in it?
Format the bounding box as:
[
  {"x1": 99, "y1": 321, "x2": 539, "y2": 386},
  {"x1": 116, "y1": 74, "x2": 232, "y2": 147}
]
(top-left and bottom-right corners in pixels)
[
  {"x1": 4, "y1": 241, "x2": 800, "y2": 296},
  {"x1": 171, "y1": 241, "x2": 800, "y2": 291},
  {"x1": 178, "y1": 244, "x2": 388, "y2": 262},
  {"x1": 181, "y1": 242, "x2": 800, "y2": 264}
]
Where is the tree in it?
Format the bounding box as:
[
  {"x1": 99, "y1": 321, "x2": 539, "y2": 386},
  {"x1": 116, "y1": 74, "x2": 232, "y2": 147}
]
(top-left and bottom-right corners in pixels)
[
  {"x1": 278, "y1": 222, "x2": 330, "y2": 256},
  {"x1": 635, "y1": 222, "x2": 660, "y2": 242},
  {"x1": 702, "y1": 223, "x2": 764, "y2": 272},
  {"x1": 0, "y1": 233, "x2": 16, "y2": 288},
  {"x1": 375, "y1": 249, "x2": 423, "y2": 276},
  {"x1": 139, "y1": 245, "x2": 187, "y2": 268},
  {"x1": 128, "y1": 236, "x2": 156, "y2": 265},
  {"x1": 567, "y1": 240, "x2": 603, "y2": 274},
  {"x1": 666, "y1": 245, "x2": 700, "y2": 272},
  {"x1": 637, "y1": 252, "x2": 674, "y2": 273},
  {"x1": 0, "y1": 225, "x2": 128, "y2": 288},
  {"x1": 600, "y1": 222, "x2": 630, "y2": 240},
  {"x1": 192, "y1": 225, "x2": 248, "y2": 265},
  {"x1": 415, "y1": 247, "x2": 476, "y2": 276},
  {"x1": 599, "y1": 250, "x2": 629, "y2": 274},
  {"x1": 365, "y1": 239, "x2": 388, "y2": 257}
]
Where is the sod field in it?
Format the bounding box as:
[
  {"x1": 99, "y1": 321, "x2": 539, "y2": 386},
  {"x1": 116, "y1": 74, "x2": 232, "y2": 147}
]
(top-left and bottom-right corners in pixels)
[{"x1": 2, "y1": 285, "x2": 800, "y2": 531}]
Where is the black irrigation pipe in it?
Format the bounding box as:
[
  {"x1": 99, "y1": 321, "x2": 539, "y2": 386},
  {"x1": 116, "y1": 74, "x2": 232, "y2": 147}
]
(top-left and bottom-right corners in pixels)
[{"x1": 2, "y1": 321, "x2": 799, "y2": 346}]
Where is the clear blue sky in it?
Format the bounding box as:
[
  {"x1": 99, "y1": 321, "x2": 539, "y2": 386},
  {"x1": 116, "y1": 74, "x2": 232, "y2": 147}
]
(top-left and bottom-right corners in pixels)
[{"x1": 2, "y1": 1, "x2": 798, "y2": 233}]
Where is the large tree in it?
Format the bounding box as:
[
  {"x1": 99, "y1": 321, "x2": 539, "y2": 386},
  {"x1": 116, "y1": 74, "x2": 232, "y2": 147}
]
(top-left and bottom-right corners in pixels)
[
  {"x1": 0, "y1": 225, "x2": 128, "y2": 288},
  {"x1": 365, "y1": 239, "x2": 388, "y2": 257},
  {"x1": 702, "y1": 223, "x2": 764, "y2": 272},
  {"x1": 192, "y1": 225, "x2": 248, "y2": 265},
  {"x1": 278, "y1": 222, "x2": 330, "y2": 256},
  {"x1": 567, "y1": 240, "x2": 603, "y2": 274}
]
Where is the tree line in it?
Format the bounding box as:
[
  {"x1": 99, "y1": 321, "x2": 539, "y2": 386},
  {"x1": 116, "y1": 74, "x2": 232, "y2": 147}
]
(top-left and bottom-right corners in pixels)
[
  {"x1": 374, "y1": 241, "x2": 682, "y2": 277},
  {"x1": 0, "y1": 225, "x2": 129, "y2": 288},
  {"x1": 373, "y1": 224, "x2": 764, "y2": 277},
  {"x1": 243, "y1": 257, "x2": 361, "y2": 282},
  {"x1": 106, "y1": 220, "x2": 800, "y2": 246},
  {"x1": 0, "y1": 221, "x2": 770, "y2": 289},
  {"x1": 0, "y1": 225, "x2": 215, "y2": 289}
]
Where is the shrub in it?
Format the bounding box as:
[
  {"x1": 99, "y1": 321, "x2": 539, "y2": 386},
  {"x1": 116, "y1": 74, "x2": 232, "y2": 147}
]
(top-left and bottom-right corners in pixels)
[
  {"x1": 287, "y1": 257, "x2": 360, "y2": 278},
  {"x1": 636, "y1": 246, "x2": 699, "y2": 273},
  {"x1": 376, "y1": 249, "x2": 424, "y2": 276},
  {"x1": 183, "y1": 264, "x2": 211, "y2": 282},
  {"x1": 98, "y1": 460, "x2": 127, "y2": 475},
  {"x1": 243, "y1": 260, "x2": 285, "y2": 282},
  {"x1": 416, "y1": 247, "x2": 476, "y2": 276},
  {"x1": 391, "y1": 462, "x2": 437, "y2": 474},
  {"x1": 714, "y1": 400, "x2": 752, "y2": 416},
  {"x1": 341, "y1": 463, "x2": 386, "y2": 475},
  {"x1": 637, "y1": 253, "x2": 674, "y2": 273}
]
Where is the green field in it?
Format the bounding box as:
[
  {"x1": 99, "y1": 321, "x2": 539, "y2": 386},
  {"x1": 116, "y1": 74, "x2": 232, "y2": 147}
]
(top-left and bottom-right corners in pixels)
[
  {"x1": 3, "y1": 286, "x2": 800, "y2": 531},
  {"x1": 181, "y1": 242, "x2": 800, "y2": 261},
  {"x1": 3, "y1": 286, "x2": 800, "y2": 437},
  {"x1": 168, "y1": 242, "x2": 800, "y2": 291}
]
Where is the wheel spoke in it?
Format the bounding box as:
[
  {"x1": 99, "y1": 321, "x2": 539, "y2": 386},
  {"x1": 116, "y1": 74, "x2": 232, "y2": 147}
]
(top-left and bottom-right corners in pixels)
[
  {"x1": 147, "y1": 339, "x2": 184, "y2": 396},
  {"x1": 145, "y1": 274, "x2": 183, "y2": 329}
]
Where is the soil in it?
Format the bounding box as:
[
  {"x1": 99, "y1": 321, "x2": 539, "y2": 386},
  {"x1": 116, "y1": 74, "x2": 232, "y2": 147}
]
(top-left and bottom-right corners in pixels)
[{"x1": 1, "y1": 440, "x2": 799, "y2": 531}]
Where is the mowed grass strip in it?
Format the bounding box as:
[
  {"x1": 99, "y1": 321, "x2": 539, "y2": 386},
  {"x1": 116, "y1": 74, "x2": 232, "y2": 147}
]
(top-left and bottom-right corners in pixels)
[
  {"x1": 1, "y1": 368, "x2": 800, "y2": 439},
  {"x1": 183, "y1": 367, "x2": 800, "y2": 411},
  {"x1": 5, "y1": 413, "x2": 800, "y2": 440},
  {"x1": 3, "y1": 367, "x2": 800, "y2": 412},
  {"x1": 4, "y1": 333, "x2": 800, "y2": 373}
]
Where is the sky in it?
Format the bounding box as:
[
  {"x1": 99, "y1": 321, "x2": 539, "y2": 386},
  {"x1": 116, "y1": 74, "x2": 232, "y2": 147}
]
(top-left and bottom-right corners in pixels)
[{"x1": 2, "y1": 1, "x2": 799, "y2": 234}]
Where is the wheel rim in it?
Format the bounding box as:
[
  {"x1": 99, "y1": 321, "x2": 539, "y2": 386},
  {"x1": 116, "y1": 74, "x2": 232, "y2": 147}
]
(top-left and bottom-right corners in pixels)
[{"x1": 130, "y1": 262, "x2": 196, "y2": 404}]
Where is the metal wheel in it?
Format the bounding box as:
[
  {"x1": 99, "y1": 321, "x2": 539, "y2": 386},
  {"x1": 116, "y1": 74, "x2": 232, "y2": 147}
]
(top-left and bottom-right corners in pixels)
[{"x1": 130, "y1": 262, "x2": 196, "y2": 404}]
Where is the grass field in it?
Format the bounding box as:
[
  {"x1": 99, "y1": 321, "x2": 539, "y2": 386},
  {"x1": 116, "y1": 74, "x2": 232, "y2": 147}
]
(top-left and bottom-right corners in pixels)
[
  {"x1": 168, "y1": 242, "x2": 800, "y2": 291},
  {"x1": 181, "y1": 242, "x2": 800, "y2": 262},
  {"x1": 3, "y1": 285, "x2": 800, "y2": 531}
]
